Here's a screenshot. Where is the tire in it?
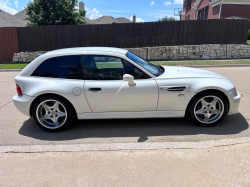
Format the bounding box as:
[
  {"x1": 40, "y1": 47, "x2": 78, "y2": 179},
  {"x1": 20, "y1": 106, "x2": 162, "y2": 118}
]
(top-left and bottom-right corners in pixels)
[
  {"x1": 32, "y1": 95, "x2": 76, "y2": 132},
  {"x1": 187, "y1": 91, "x2": 229, "y2": 127}
]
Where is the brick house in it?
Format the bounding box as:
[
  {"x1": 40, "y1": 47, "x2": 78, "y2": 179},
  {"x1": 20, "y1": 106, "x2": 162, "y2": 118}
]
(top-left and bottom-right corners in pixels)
[{"x1": 182, "y1": 0, "x2": 250, "y2": 20}]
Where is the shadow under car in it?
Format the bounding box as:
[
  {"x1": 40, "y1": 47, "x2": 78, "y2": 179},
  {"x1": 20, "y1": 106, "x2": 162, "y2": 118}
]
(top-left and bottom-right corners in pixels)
[{"x1": 19, "y1": 113, "x2": 249, "y2": 142}]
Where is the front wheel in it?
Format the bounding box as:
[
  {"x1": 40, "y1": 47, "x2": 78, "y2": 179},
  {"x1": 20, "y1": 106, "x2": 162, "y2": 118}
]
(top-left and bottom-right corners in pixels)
[
  {"x1": 32, "y1": 95, "x2": 75, "y2": 132},
  {"x1": 187, "y1": 92, "x2": 229, "y2": 127}
]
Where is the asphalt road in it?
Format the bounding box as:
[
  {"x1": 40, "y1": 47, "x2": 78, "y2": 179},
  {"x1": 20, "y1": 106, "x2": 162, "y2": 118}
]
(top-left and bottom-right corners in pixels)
[{"x1": 0, "y1": 67, "x2": 249, "y2": 146}]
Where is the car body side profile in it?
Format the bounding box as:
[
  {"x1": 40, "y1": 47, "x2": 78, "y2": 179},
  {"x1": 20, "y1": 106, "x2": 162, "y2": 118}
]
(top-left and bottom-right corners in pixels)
[{"x1": 13, "y1": 47, "x2": 241, "y2": 132}]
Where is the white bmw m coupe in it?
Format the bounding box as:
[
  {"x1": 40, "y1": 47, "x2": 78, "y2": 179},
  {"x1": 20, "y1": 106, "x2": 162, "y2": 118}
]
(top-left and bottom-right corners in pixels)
[{"x1": 13, "y1": 47, "x2": 241, "y2": 132}]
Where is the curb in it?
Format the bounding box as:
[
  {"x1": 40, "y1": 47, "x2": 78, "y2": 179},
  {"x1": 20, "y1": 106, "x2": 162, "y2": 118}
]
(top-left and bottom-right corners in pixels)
[
  {"x1": 151, "y1": 59, "x2": 250, "y2": 62},
  {"x1": 1, "y1": 137, "x2": 250, "y2": 153},
  {"x1": 185, "y1": 64, "x2": 250, "y2": 68},
  {"x1": 0, "y1": 69, "x2": 22, "y2": 72}
]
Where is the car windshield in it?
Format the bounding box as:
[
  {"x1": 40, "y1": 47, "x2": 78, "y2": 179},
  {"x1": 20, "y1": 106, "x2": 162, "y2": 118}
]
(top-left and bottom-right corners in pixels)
[{"x1": 126, "y1": 52, "x2": 160, "y2": 77}]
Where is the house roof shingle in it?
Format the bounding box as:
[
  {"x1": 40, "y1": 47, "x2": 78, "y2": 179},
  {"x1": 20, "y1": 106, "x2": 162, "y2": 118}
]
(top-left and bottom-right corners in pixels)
[
  {"x1": 14, "y1": 9, "x2": 28, "y2": 20},
  {"x1": 86, "y1": 16, "x2": 132, "y2": 24},
  {"x1": 0, "y1": 9, "x2": 26, "y2": 27},
  {"x1": 1, "y1": 8, "x2": 132, "y2": 28},
  {"x1": 115, "y1": 17, "x2": 132, "y2": 23}
]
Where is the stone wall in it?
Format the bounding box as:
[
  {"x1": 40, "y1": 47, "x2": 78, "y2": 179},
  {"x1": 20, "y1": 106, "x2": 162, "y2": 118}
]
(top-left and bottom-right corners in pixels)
[
  {"x1": 12, "y1": 52, "x2": 40, "y2": 62},
  {"x1": 125, "y1": 44, "x2": 250, "y2": 60},
  {"x1": 11, "y1": 44, "x2": 250, "y2": 62}
]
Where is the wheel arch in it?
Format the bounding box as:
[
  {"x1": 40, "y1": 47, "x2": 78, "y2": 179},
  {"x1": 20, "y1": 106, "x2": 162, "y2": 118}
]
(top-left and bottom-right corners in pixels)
[
  {"x1": 29, "y1": 93, "x2": 77, "y2": 118},
  {"x1": 185, "y1": 89, "x2": 230, "y2": 116}
]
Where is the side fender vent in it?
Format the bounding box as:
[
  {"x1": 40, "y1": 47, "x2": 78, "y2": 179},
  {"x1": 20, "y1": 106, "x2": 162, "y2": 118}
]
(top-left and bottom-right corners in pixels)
[{"x1": 167, "y1": 87, "x2": 186, "y2": 91}]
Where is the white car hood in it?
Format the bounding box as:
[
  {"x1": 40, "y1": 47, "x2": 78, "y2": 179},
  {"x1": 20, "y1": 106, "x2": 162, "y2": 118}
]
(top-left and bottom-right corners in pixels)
[{"x1": 155, "y1": 66, "x2": 228, "y2": 80}]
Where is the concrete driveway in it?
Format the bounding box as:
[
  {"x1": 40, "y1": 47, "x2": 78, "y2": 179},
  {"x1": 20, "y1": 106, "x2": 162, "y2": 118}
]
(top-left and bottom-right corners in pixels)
[
  {"x1": 1, "y1": 67, "x2": 250, "y2": 187},
  {"x1": 0, "y1": 66, "x2": 249, "y2": 147}
]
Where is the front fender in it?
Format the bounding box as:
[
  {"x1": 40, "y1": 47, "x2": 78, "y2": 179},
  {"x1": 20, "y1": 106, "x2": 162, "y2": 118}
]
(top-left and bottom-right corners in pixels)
[
  {"x1": 189, "y1": 78, "x2": 235, "y2": 101},
  {"x1": 190, "y1": 78, "x2": 234, "y2": 93},
  {"x1": 156, "y1": 77, "x2": 235, "y2": 112}
]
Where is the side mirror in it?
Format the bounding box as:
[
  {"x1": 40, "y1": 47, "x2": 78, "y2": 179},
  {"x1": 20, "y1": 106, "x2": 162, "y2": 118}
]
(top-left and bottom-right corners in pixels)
[{"x1": 123, "y1": 74, "x2": 136, "y2": 86}]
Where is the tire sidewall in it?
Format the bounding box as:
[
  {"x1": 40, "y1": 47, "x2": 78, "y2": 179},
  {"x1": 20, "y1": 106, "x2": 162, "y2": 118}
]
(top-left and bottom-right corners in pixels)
[{"x1": 32, "y1": 95, "x2": 75, "y2": 132}]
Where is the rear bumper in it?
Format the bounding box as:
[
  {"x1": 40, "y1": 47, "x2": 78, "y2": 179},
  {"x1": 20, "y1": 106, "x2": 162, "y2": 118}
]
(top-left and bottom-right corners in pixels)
[
  {"x1": 13, "y1": 94, "x2": 35, "y2": 117},
  {"x1": 228, "y1": 91, "x2": 241, "y2": 115}
]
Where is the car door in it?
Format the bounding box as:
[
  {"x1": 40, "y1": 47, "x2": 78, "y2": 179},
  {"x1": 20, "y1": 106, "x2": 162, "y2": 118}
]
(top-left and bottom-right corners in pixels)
[{"x1": 82, "y1": 55, "x2": 158, "y2": 112}]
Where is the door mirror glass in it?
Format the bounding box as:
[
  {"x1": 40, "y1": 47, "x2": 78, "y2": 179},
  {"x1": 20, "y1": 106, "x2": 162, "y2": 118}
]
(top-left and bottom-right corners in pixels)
[{"x1": 123, "y1": 74, "x2": 136, "y2": 86}]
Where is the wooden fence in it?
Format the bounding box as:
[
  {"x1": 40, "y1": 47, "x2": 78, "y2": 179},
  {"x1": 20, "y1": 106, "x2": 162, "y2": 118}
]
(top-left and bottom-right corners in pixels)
[
  {"x1": 17, "y1": 19, "x2": 250, "y2": 52},
  {"x1": 0, "y1": 28, "x2": 19, "y2": 62},
  {"x1": 0, "y1": 19, "x2": 249, "y2": 62}
]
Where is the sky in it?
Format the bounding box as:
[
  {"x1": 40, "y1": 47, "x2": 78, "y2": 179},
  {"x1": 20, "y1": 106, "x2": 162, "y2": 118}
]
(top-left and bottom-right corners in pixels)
[{"x1": 0, "y1": 0, "x2": 183, "y2": 22}]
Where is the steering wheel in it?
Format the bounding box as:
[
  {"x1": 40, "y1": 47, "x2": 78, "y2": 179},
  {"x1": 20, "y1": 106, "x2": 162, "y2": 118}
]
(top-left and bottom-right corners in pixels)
[{"x1": 99, "y1": 68, "x2": 124, "y2": 78}]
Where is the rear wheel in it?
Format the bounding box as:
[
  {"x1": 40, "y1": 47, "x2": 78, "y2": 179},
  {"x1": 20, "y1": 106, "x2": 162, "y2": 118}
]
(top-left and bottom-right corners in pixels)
[
  {"x1": 32, "y1": 95, "x2": 75, "y2": 132},
  {"x1": 187, "y1": 91, "x2": 229, "y2": 127}
]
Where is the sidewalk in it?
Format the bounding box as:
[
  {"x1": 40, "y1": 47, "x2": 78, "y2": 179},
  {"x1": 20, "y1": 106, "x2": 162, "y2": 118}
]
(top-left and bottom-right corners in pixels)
[{"x1": 1, "y1": 143, "x2": 250, "y2": 187}]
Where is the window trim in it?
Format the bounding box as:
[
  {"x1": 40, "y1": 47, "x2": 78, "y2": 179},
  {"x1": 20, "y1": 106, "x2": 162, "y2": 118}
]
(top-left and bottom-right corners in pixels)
[{"x1": 31, "y1": 54, "x2": 155, "y2": 81}]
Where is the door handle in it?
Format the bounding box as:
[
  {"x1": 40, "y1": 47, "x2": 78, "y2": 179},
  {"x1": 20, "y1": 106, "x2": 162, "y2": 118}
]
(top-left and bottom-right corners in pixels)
[{"x1": 89, "y1": 88, "x2": 102, "y2": 92}]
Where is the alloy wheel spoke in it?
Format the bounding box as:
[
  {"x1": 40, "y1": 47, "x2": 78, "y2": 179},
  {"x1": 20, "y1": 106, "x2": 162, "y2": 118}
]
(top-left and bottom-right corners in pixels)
[
  {"x1": 195, "y1": 108, "x2": 206, "y2": 115},
  {"x1": 52, "y1": 101, "x2": 60, "y2": 111},
  {"x1": 200, "y1": 98, "x2": 208, "y2": 108},
  {"x1": 50, "y1": 116, "x2": 59, "y2": 126},
  {"x1": 57, "y1": 112, "x2": 66, "y2": 117},
  {"x1": 204, "y1": 114, "x2": 210, "y2": 122},
  {"x1": 42, "y1": 103, "x2": 50, "y2": 113},
  {"x1": 54, "y1": 117, "x2": 59, "y2": 126},
  {"x1": 210, "y1": 98, "x2": 218, "y2": 107},
  {"x1": 211, "y1": 109, "x2": 221, "y2": 115},
  {"x1": 41, "y1": 113, "x2": 52, "y2": 122}
]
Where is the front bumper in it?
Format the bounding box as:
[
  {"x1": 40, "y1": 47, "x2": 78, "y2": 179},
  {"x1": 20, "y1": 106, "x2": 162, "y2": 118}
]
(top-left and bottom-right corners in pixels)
[
  {"x1": 13, "y1": 94, "x2": 35, "y2": 117},
  {"x1": 228, "y1": 91, "x2": 241, "y2": 115}
]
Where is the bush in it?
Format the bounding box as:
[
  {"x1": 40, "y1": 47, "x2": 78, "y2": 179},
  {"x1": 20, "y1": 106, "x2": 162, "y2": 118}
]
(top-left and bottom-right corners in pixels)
[
  {"x1": 158, "y1": 16, "x2": 177, "y2": 21},
  {"x1": 248, "y1": 29, "x2": 250, "y2": 40}
]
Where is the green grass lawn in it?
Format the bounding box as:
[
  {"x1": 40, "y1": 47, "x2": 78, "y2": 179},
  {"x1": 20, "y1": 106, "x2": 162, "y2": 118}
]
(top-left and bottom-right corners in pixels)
[
  {"x1": 247, "y1": 40, "x2": 250, "y2": 45},
  {"x1": 151, "y1": 59, "x2": 250, "y2": 66},
  {"x1": 0, "y1": 64, "x2": 28, "y2": 69},
  {"x1": 1, "y1": 59, "x2": 250, "y2": 70}
]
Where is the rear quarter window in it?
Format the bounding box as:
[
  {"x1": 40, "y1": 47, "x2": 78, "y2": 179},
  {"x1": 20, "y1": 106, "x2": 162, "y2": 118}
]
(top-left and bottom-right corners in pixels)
[{"x1": 31, "y1": 56, "x2": 83, "y2": 80}]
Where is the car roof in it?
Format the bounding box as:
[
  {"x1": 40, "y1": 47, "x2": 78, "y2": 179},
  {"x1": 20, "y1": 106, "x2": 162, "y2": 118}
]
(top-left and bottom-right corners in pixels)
[{"x1": 45, "y1": 47, "x2": 128, "y2": 55}]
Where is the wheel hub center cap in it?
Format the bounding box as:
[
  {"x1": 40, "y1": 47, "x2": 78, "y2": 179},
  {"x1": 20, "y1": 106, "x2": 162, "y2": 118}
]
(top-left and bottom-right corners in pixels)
[{"x1": 51, "y1": 111, "x2": 57, "y2": 115}]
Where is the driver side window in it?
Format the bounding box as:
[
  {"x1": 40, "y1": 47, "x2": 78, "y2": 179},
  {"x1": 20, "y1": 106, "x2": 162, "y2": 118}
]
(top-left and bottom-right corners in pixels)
[
  {"x1": 81, "y1": 55, "x2": 151, "y2": 80},
  {"x1": 82, "y1": 55, "x2": 125, "y2": 80},
  {"x1": 123, "y1": 60, "x2": 151, "y2": 79}
]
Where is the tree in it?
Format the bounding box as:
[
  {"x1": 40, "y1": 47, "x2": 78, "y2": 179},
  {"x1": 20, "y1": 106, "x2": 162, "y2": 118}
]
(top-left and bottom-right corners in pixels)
[
  {"x1": 26, "y1": 0, "x2": 86, "y2": 26},
  {"x1": 158, "y1": 16, "x2": 177, "y2": 22}
]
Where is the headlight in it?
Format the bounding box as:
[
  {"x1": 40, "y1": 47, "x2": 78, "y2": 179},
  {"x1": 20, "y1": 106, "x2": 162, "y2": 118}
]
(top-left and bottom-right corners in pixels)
[{"x1": 230, "y1": 87, "x2": 238, "y2": 96}]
